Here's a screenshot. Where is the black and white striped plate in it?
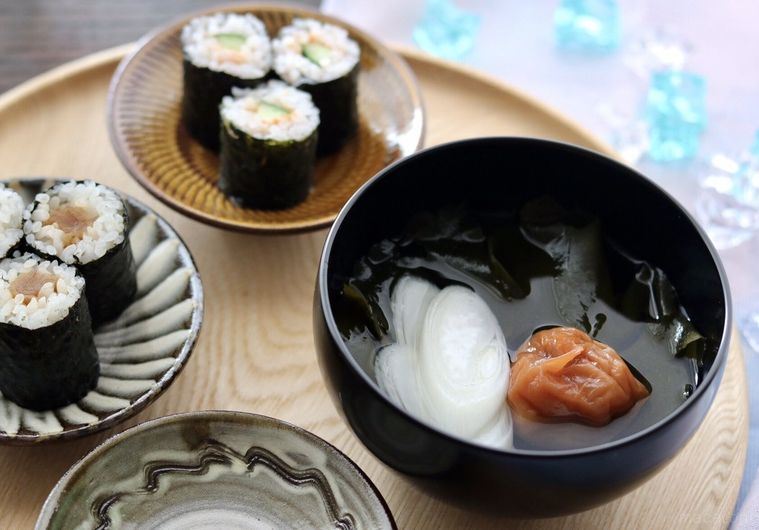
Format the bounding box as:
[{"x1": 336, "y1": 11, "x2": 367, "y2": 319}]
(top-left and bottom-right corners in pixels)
[{"x1": 0, "y1": 178, "x2": 203, "y2": 444}]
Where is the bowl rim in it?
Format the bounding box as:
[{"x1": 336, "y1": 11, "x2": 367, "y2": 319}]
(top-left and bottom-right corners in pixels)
[
  {"x1": 0, "y1": 177, "x2": 204, "y2": 445},
  {"x1": 106, "y1": 2, "x2": 426, "y2": 234},
  {"x1": 317, "y1": 136, "x2": 733, "y2": 459},
  {"x1": 35, "y1": 409, "x2": 397, "y2": 529}
]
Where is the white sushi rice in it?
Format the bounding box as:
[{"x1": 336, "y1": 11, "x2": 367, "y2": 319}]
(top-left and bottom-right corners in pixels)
[
  {"x1": 0, "y1": 253, "x2": 84, "y2": 329},
  {"x1": 181, "y1": 13, "x2": 272, "y2": 79},
  {"x1": 0, "y1": 186, "x2": 24, "y2": 258},
  {"x1": 273, "y1": 18, "x2": 360, "y2": 86},
  {"x1": 24, "y1": 181, "x2": 126, "y2": 265},
  {"x1": 221, "y1": 81, "x2": 319, "y2": 142}
]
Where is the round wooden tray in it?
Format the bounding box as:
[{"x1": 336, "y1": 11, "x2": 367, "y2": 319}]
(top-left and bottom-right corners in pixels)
[{"x1": 0, "y1": 45, "x2": 747, "y2": 529}]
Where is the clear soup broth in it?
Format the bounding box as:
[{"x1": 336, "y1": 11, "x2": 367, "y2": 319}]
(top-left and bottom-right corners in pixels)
[{"x1": 334, "y1": 197, "x2": 709, "y2": 451}]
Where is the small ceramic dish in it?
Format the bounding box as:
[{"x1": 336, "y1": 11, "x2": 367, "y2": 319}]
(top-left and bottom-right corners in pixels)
[
  {"x1": 108, "y1": 4, "x2": 424, "y2": 233},
  {"x1": 0, "y1": 178, "x2": 203, "y2": 444},
  {"x1": 36, "y1": 410, "x2": 396, "y2": 529}
]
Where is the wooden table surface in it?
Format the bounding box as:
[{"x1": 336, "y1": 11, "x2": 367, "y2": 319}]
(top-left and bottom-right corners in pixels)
[{"x1": 0, "y1": 0, "x2": 319, "y2": 94}]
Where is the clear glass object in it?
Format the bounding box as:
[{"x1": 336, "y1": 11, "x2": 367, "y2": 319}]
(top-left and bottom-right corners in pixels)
[
  {"x1": 623, "y1": 28, "x2": 691, "y2": 78},
  {"x1": 554, "y1": 0, "x2": 621, "y2": 52},
  {"x1": 739, "y1": 133, "x2": 759, "y2": 358},
  {"x1": 697, "y1": 131, "x2": 759, "y2": 249},
  {"x1": 413, "y1": 0, "x2": 480, "y2": 61},
  {"x1": 597, "y1": 30, "x2": 695, "y2": 164},
  {"x1": 595, "y1": 100, "x2": 649, "y2": 165},
  {"x1": 743, "y1": 310, "x2": 759, "y2": 354}
]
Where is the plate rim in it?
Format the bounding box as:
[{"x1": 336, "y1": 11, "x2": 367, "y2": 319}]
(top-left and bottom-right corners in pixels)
[
  {"x1": 35, "y1": 409, "x2": 398, "y2": 529},
  {"x1": 0, "y1": 177, "x2": 204, "y2": 445},
  {"x1": 106, "y1": 2, "x2": 427, "y2": 234}
]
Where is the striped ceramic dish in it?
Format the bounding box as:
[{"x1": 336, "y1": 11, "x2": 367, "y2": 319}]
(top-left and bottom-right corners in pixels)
[
  {"x1": 108, "y1": 4, "x2": 424, "y2": 233},
  {"x1": 36, "y1": 411, "x2": 396, "y2": 529},
  {"x1": 0, "y1": 178, "x2": 203, "y2": 444}
]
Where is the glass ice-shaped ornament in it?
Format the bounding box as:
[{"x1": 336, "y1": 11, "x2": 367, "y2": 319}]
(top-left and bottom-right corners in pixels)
[
  {"x1": 740, "y1": 133, "x2": 759, "y2": 355},
  {"x1": 413, "y1": 0, "x2": 480, "y2": 61},
  {"x1": 752, "y1": 129, "x2": 759, "y2": 157},
  {"x1": 554, "y1": 0, "x2": 621, "y2": 53},
  {"x1": 696, "y1": 136, "x2": 759, "y2": 250},
  {"x1": 595, "y1": 100, "x2": 649, "y2": 165},
  {"x1": 742, "y1": 310, "x2": 759, "y2": 354},
  {"x1": 624, "y1": 28, "x2": 692, "y2": 79},
  {"x1": 644, "y1": 71, "x2": 707, "y2": 162}
]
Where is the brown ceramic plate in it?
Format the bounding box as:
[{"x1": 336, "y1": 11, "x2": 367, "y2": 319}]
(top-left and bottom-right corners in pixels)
[
  {"x1": 0, "y1": 178, "x2": 203, "y2": 444},
  {"x1": 108, "y1": 4, "x2": 425, "y2": 233},
  {"x1": 36, "y1": 411, "x2": 396, "y2": 529}
]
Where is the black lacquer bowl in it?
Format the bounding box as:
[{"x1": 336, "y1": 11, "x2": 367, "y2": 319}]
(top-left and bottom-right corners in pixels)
[{"x1": 313, "y1": 137, "x2": 731, "y2": 517}]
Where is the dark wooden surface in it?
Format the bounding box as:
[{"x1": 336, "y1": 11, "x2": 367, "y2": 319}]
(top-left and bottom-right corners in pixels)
[{"x1": 0, "y1": 0, "x2": 320, "y2": 94}]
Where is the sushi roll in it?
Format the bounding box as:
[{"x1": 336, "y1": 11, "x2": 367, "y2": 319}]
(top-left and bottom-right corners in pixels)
[
  {"x1": 23, "y1": 181, "x2": 137, "y2": 326},
  {"x1": 181, "y1": 13, "x2": 272, "y2": 151},
  {"x1": 273, "y1": 18, "x2": 360, "y2": 155},
  {"x1": 0, "y1": 253, "x2": 98, "y2": 411},
  {"x1": 219, "y1": 81, "x2": 319, "y2": 209},
  {"x1": 0, "y1": 186, "x2": 25, "y2": 259}
]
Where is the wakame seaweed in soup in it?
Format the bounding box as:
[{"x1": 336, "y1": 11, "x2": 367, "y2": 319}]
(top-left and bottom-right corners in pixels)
[{"x1": 335, "y1": 197, "x2": 709, "y2": 451}]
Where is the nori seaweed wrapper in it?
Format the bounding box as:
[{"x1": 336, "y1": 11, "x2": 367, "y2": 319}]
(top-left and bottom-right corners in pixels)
[
  {"x1": 297, "y1": 63, "x2": 359, "y2": 155},
  {"x1": 79, "y1": 233, "x2": 137, "y2": 326},
  {"x1": 218, "y1": 119, "x2": 318, "y2": 209},
  {"x1": 182, "y1": 58, "x2": 267, "y2": 151},
  {"x1": 0, "y1": 293, "x2": 99, "y2": 411}
]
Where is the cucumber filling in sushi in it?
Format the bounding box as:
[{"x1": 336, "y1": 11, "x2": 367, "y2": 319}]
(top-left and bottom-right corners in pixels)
[
  {"x1": 272, "y1": 18, "x2": 359, "y2": 85},
  {"x1": 0, "y1": 253, "x2": 99, "y2": 411},
  {"x1": 221, "y1": 81, "x2": 319, "y2": 142},
  {"x1": 0, "y1": 186, "x2": 24, "y2": 259},
  {"x1": 181, "y1": 13, "x2": 273, "y2": 151},
  {"x1": 273, "y1": 18, "x2": 360, "y2": 155},
  {"x1": 181, "y1": 13, "x2": 272, "y2": 80},
  {"x1": 218, "y1": 81, "x2": 319, "y2": 209},
  {"x1": 24, "y1": 181, "x2": 137, "y2": 325}
]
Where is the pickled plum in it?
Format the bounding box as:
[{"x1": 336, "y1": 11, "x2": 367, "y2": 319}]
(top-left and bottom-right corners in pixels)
[{"x1": 507, "y1": 327, "x2": 650, "y2": 426}]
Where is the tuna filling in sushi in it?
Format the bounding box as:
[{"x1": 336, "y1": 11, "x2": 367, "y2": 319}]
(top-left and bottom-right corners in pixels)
[
  {"x1": 0, "y1": 253, "x2": 98, "y2": 411},
  {"x1": 24, "y1": 181, "x2": 137, "y2": 325}
]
